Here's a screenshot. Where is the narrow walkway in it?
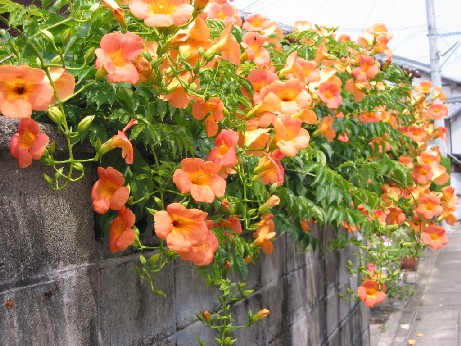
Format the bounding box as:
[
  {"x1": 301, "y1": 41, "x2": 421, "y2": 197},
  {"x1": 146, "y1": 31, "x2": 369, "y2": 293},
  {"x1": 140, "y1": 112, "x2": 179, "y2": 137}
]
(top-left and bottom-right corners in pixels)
[
  {"x1": 406, "y1": 227, "x2": 461, "y2": 345},
  {"x1": 370, "y1": 225, "x2": 461, "y2": 346}
]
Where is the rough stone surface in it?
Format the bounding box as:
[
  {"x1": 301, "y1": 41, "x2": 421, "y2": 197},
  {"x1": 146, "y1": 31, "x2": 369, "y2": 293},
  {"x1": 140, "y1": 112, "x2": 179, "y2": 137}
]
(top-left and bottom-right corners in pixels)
[
  {"x1": 0, "y1": 117, "x2": 370, "y2": 345},
  {"x1": 0, "y1": 153, "x2": 98, "y2": 290}
]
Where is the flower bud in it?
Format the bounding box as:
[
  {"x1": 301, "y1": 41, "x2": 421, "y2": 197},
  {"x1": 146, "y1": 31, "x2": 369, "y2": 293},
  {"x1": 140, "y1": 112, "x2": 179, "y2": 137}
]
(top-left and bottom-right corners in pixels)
[
  {"x1": 101, "y1": 0, "x2": 126, "y2": 28},
  {"x1": 50, "y1": 55, "x2": 62, "y2": 65},
  {"x1": 113, "y1": 8, "x2": 127, "y2": 29},
  {"x1": 251, "y1": 309, "x2": 270, "y2": 323},
  {"x1": 84, "y1": 47, "x2": 96, "y2": 66},
  {"x1": 61, "y1": 28, "x2": 73, "y2": 46},
  {"x1": 48, "y1": 106, "x2": 64, "y2": 125},
  {"x1": 41, "y1": 151, "x2": 53, "y2": 165},
  {"x1": 71, "y1": 162, "x2": 84, "y2": 172},
  {"x1": 202, "y1": 310, "x2": 211, "y2": 321},
  {"x1": 149, "y1": 253, "x2": 162, "y2": 265},
  {"x1": 255, "y1": 309, "x2": 270, "y2": 320},
  {"x1": 203, "y1": 46, "x2": 218, "y2": 62},
  {"x1": 258, "y1": 195, "x2": 280, "y2": 213},
  {"x1": 43, "y1": 173, "x2": 53, "y2": 186},
  {"x1": 134, "y1": 56, "x2": 152, "y2": 83},
  {"x1": 40, "y1": 29, "x2": 55, "y2": 43},
  {"x1": 266, "y1": 195, "x2": 280, "y2": 207},
  {"x1": 95, "y1": 66, "x2": 108, "y2": 80},
  {"x1": 98, "y1": 138, "x2": 114, "y2": 157},
  {"x1": 269, "y1": 183, "x2": 278, "y2": 194},
  {"x1": 244, "y1": 255, "x2": 252, "y2": 264},
  {"x1": 221, "y1": 199, "x2": 234, "y2": 213},
  {"x1": 300, "y1": 218, "x2": 314, "y2": 233},
  {"x1": 77, "y1": 115, "x2": 95, "y2": 133}
]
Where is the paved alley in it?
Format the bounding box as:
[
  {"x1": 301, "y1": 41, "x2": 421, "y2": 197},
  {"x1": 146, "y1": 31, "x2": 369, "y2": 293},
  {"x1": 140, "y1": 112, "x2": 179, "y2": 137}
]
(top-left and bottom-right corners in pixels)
[
  {"x1": 370, "y1": 226, "x2": 461, "y2": 346},
  {"x1": 406, "y1": 227, "x2": 461, "y2": 345}
]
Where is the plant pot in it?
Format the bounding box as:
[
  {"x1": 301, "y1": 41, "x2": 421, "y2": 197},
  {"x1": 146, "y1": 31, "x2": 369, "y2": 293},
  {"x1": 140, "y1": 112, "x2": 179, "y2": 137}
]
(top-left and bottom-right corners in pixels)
[{"x1": 400, "y1": 256, "x2": 419, "y2": 271}]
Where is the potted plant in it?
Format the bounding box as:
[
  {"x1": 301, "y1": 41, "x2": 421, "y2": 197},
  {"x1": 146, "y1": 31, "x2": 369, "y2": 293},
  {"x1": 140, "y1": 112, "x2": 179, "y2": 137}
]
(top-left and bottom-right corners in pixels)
[{"x1": 390, "y1": 227, "x2": 423, "y2": 271}]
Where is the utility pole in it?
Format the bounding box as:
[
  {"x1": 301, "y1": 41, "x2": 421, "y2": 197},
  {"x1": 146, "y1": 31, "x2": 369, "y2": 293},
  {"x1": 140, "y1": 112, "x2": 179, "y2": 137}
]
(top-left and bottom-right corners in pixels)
[
  {"x1": 425, "y1": 0, "x2": 442, "y2": 88},
  {"x1": 425, "y1": 0, "x2": 446, "y2": 154}
]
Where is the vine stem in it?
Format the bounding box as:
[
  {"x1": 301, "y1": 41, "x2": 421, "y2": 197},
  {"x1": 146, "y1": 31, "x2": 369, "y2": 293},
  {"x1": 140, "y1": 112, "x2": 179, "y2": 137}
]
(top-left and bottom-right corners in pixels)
[
  {"x1": 0, "y1": 54, "x2": 14, "y2": 64},
  {"x1": 67, "y1": 81, "x2": 96, "y2": 100},
  {"x1": 30, "y1": 18, "x2": 72, "y2": 39},
  {"x1": 236, "y1": 164, "x2": 250, "y2": 230},
  {"x1": 25, "y1": 37, "x2": 77, "y2": 189}
]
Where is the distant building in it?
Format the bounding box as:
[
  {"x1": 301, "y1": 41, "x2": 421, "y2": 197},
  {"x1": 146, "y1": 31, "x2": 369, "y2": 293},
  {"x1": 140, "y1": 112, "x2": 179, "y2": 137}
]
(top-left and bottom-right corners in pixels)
[{"x1": 446, "y1": 98, "x2": 461, "y2": 221}]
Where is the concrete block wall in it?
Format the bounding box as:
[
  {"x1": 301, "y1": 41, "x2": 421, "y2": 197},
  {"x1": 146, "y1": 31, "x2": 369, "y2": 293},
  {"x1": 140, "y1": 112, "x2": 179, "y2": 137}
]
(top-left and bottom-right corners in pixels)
[{"x1": 0, "y1": 117, "x2": 370, "y2": 345}]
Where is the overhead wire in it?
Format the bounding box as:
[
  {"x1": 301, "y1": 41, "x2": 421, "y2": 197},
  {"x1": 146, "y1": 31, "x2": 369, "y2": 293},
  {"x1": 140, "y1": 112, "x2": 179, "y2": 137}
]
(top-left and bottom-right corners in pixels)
[
  {"x1": 388, "y1": 0, "x2": 396, "y2": 28},
  {"x1": 362, "y1": 0, "x2": 379, "y2": 28},
  {"x1": 439, "y1": 36, "x2": 461, "y2": 72},
  {"x1": 312, "y1": 0, "x2": 332, "y2": 17},
  {"x1": 339, "y1": 25, "x2": 426, "y2": 32},
  {"x1": 391, "y1": 28, "x2": 428, "y2": 50},
  {"x1": 441, "y1": 42, "x2": 460, "y2": 68},
  {"x1": 438, "y1": 31, "x2": 461, "y2": 37},
  {"x1": 248, "y1": 0, "x2": 292, "y2": 14},
  {"x1": 241, "y1": 0, "x2": 263, "y2": 11}
]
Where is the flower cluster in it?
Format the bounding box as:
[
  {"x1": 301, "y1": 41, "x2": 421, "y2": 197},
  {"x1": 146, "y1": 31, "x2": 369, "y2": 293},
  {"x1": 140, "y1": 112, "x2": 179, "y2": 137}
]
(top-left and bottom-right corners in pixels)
[{"x1": 1, "y1": 0, "x2": 457, "y2": 341}]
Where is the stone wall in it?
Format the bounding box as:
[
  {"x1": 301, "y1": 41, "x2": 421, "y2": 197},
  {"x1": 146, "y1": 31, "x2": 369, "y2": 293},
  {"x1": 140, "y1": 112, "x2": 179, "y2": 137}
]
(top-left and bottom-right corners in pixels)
[{"x1": 0, "y1": 117, "x2": 370, "y2": 345}]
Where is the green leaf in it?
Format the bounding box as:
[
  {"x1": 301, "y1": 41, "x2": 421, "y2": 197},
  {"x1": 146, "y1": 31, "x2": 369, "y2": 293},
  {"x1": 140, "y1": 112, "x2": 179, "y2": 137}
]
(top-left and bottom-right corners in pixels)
[
  {"x1": 41, "y1": 0, "x2": 55, "y2": 9},
  {"x1": 86, "y1": 82, "x2": 116, "y2": 108}
]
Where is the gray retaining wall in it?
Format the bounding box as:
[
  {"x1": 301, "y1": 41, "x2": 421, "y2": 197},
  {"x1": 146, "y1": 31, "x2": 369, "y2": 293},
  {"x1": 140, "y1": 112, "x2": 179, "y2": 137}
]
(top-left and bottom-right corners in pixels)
[{"x1": 0, "y1": 117, "x2": 370, "y2": 345}]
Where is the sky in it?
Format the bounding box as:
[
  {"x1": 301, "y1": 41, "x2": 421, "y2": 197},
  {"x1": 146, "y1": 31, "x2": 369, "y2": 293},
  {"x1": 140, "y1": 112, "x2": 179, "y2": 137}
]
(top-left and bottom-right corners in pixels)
[{"x1": 232, "y1": 0, "x2": 461, "y2": 81}]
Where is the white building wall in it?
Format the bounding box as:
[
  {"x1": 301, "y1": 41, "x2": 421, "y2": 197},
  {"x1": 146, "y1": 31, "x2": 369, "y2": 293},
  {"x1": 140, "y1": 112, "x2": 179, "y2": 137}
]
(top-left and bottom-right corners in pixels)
[{"x1": 451, "y1": 116, "x2": 461, "y2": 154}]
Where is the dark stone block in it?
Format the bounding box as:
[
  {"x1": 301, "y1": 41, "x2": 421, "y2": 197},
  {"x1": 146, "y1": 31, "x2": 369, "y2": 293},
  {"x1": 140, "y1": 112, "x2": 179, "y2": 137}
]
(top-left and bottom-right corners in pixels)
[
  {"x1": 0, "y1": 266, "x2": 98, "y2": 345},
  {"x1": 97, "y1": 259, "x2": 176, "y2": 344},
  {"x1": 306, "y1": 301, "x2": 326, "y2": 345},
  {"x1": 325, "y1": 289, "x2": 340, "y2": 337},
  {"x1": 174, "y1": 261, "x2": 219, "y2": 330},
  {"x1": 286, "y1": 270, "x2": 310, "y2": 325},
  {"x1": 0, "y1": 152, "x2": 97, "y2": 291},
  {"x1": 325, "y1": 328, "x2": 341, "y2": 346}
]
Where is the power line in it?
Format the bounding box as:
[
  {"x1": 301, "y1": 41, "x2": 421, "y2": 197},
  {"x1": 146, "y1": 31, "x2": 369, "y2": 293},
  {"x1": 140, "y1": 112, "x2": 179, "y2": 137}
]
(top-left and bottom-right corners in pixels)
[
  {"x1": 388, "y1": 0, "x2": 396, "y2": 28},
  {"x1": 390, "y1": 28, "x2": 428, "y2": 50},
  {"x1": 338, "y1": 25, "x2": 426, "y2": 32},
  {"x1": 249, "y1": 0, "x2": 291, "y2": 14},
  {"x1": 312, "y1": 0, "x2": 332, "y2": 17},
  {"x1": 440, "y1": 36, "x2": 461, "y2": 66},
  {"x1": 362, "y1": 0, "x2": 379, "y2": 28},
  {"x1": 438, "y1": 31, "x2": 461, "y2": 37},
  {"x1": 441, "y1": 41, "x2": 460, "y2": 57},
  {"x1": 441, "y1": 41, "x2": 460, "y2": 68},
  {"x1": 242, "y1": 0, "x2": 263, "y2": 11}
]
